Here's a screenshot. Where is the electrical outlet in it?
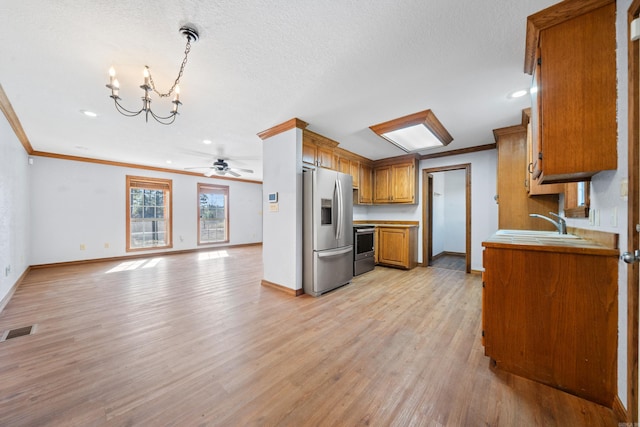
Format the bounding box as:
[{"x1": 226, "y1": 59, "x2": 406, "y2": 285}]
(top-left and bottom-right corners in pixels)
[
  {"x1": 621, "y1": 179, "x2": 629, "y2": 198},
  {"x1": 80, "y1": 244, "x2": 86, "y2": 251},
  {"x1": 104, "y1": 243, "x2": 109, "y2": 249},
  {"x1": 4, "y1": 265, "x2": 10, "y2": 277}
]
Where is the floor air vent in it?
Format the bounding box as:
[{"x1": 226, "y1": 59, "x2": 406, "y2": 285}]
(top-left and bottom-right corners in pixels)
[{"x1": 1, "y1": 325, "x2": 35, "y2": 342}]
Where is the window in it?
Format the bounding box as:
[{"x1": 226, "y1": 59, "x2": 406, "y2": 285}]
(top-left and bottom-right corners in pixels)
[
  {"x1": 198, "y1": 183, "x2": 229, "y2": 244},
  {"x1": 126, "y1": 176, "x2": 172, "y2": 251}
]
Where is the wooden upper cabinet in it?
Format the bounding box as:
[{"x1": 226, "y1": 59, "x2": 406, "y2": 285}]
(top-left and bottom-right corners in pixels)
[
  {"x1": 391, "y1": 162, "x2": 415, "y2": 203},
  {"x1": 494, "y1": 124, "x2": 559, "y2": 231},
  {"x1": 349, "y1": 160, "x2": 360, "y2": 188},
  {"x1": 525, "y1": 117, "x2": 564, "y2": 196},
  {"x1": 338, "y1": 156, "x2": 350, "y2": 175},
  {"x1": 525, "y1": 0, "x2": 616, "y2": 183},
  {"x1": 372, "y1": 157, "x2": 418, "y2": 204},
  {"x1": 373, "y1": 166, "x2": 392, "y2": 203},
  {"x1": 302, "y1": 142, "x2": 317, "y2": 166},
  {"x1": 358, "y1": 163, "x2": 373, "y2": 204},
  {"x1": 317, "y1": 146, "x2": 335, "y2": 169}
]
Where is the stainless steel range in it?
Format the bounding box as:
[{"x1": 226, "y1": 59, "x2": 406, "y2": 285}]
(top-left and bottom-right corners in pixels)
[{"x1": 353, "y1": 225, "x2": 375, "y2": 275}]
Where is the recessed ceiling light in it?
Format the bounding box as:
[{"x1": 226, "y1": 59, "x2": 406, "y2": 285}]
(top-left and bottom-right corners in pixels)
[
  {"x1": 508, "y1": 89, "x2": 528, "y2": 99},
  {"x1": 166, "y1": 160, "x2": 173, "y2": 164},
  {"x1": 81, "y1": 110, "x2": 98, "y2": 117},
  {"x1": 203, "y1": 139, "x2": 212, "y2": 145}
]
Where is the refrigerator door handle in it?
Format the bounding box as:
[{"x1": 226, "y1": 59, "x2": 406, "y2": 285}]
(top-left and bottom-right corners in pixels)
[
  {"x1": 317, "y1": 247, "x2": 352, "y2": 258},
  {"x1": 335, "y1": 178, "x2": 342, "y2": 240}
]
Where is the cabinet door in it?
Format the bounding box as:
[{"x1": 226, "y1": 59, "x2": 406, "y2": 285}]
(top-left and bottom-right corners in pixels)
[
  {"x1": 536, "y1": 3, "x2": 616, "y2": 182},
  {"x1": 350, "y1": 160, "x2": 360, "y2": 189},
  {"x1": 302, "y1": 142, "x2": 317, "y2": 166},
  {"x1": 377, "y1": 228, "x2": 408, "y2": 267},
  {"x1": 317, "y1": 147, "x2": 335, "y2": 169},
  {"x1": 373, "y1": 166, "x2": 391, "y2": 203},
  {"x1": 527, "y1": 122, "x2": 564, "y2": 196},
  {"x1": 496, "y1": 128, "x2": 558, "y2": 230},
  {"x1": 391, "y1": 163, "x2": 415, "y2": 203},
  {"x1": 359, "y1": 164, "x2": 373, "y2": 204},
  {"x1": 338, "y1": 157, "x2": 350, "y2": 175}
]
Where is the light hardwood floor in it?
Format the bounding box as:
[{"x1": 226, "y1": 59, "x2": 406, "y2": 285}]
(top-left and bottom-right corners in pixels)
[{"x1": 0, "y1": 246, "x2": 618, "y2": 426}]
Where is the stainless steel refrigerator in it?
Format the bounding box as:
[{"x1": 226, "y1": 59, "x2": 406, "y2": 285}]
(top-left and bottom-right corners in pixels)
[{"x1": 303, "y1": 168, "x2": 353, "y2": 297}]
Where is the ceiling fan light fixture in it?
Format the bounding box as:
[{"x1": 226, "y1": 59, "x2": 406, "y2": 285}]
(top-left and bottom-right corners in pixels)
[
  {"x1": 105, "y1": 24, "x2": 199, "y2": 125},
  {"x1": 369, "y1": 109, "x2": 453, "y2": 152}
]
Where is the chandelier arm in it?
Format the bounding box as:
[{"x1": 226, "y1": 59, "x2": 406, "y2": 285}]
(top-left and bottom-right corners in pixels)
[
  {"x1": 148, "y1": 109, "x2": 177, "y2": 125},
  {"x1": 113, "y1": 99, "x2": 144, "y2": 117}
]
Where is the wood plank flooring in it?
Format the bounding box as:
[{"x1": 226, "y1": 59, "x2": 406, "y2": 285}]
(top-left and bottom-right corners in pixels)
[
  {"x1": 0, "y1": 246, "x2": 618, "y2": 426},
  {"x1": 430, "y1": 253, "x2": 466, "y2": 272}
]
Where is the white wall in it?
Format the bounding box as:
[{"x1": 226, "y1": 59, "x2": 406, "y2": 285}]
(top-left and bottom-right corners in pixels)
[
  {"x1": 29, "y1": 156, "x2": 263, "y2": 265},
  {"x1": 443, "y1": 169, "x2": 466, "y2": 253},
  {"x1": 0, "y1": 114, "x2": 30, "y2": 304},
  {"x1": 562, "y1": 0, "x2": 631, "y2": 407},
  {"x1": 261, "y1": 127, "x2": 303, "y2": 291}
]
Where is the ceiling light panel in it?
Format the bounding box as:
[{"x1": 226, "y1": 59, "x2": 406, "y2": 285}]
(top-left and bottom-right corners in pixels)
[{"x1": 370, "y1": 109, "x2": 453, "y2": 152}]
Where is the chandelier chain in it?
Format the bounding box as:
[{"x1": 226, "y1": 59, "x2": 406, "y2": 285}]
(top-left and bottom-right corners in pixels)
[{"x1": 147, "y1": 37, "x2": 192, "y2": 98}]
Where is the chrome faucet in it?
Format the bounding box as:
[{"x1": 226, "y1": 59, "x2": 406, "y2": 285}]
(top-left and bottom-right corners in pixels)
[{"x1": 529, "y1": 212, "x2": 567, "y2": 234}]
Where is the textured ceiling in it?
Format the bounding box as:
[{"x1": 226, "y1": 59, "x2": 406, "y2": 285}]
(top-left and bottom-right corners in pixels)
[{"x1": 0, "y1": 0, "x2": 557, "y2": 181}]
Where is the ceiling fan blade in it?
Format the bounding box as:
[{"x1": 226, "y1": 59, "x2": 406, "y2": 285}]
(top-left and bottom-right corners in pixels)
[
  {"x1": 227, "y1": 170, "x2": 241, "y2": 177},
  {"x1": 229, "y1": 167, "x2": 254, "y2": 173},
  {"x1": 184, "y1": 166, "x2": 209, "y2": 170},
  {"x1": 204, "y1": 169, "x2": 216, "y2": 177}
]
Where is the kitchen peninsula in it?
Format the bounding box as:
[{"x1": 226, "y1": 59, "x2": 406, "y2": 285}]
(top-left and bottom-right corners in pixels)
[{"x1": 482, "y1": 229, "x2": 619, "y2": 407}]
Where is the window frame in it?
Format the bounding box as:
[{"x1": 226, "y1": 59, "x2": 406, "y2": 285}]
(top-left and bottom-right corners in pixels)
[
  {"x1": 126, "y1": 175, "x2": 173, "y2": 252},
  {"x1": 197, "y1": 183, "x2": 230, "y2": 245}
]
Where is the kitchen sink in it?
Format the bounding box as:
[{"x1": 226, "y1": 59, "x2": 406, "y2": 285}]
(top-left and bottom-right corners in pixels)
[{"x1": 495, "y1": 229, "x2": 579, "y2": 239}]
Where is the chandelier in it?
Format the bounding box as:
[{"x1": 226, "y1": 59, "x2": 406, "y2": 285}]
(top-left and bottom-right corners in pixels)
[{"x1": 105, "y1": 25, "x2": 199, "y2": 125}]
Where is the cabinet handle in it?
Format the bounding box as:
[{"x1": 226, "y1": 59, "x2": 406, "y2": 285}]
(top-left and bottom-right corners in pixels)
[{"x1": 527, "y1": 162, "x2": 534, "y2": 174}]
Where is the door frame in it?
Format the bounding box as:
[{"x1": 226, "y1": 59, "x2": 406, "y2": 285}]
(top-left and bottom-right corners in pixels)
[
  {"x1": 628, "y1": 1, "x2": 640, "y2": 422},
  {"x1": 421, "y1": 164, "x2": 471, "y2": 273}
]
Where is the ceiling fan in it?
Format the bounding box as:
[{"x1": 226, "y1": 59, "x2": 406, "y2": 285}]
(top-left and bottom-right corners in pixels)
[{"x1": 185, "y1": 158, "x2": 254, "y2": 178}]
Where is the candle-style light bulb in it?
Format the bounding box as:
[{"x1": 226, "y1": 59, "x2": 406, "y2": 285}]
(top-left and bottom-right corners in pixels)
[
  {"x1": 143, "y1": 67, "x2": 150, "y2": 86},
  {"x1": 108, "y1": 66, "x2": 116, "y2": 85},
  {"x1": 174, "y1": 85, "x2": 180, "y2": 102},
  {"x1": 112, "y1": 78, "x2": 120, "y2": 97}
]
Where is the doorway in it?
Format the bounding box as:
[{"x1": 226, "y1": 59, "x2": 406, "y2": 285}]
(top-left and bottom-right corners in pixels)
[{"x1": 422, "y1": 164, "x2": 471, "y2": 273}]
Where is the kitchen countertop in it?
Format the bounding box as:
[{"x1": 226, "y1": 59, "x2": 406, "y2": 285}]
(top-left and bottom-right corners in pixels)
[
  {"x1": 482, "y1": 229, "x2": 619, "y2": 256},
  {"x1": 353, "y1": 221, "x2": 419, "y2": 228}
]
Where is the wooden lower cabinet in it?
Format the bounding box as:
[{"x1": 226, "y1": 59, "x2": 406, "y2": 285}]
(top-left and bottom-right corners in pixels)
[
  {"x1": 482, "y1": 243, "x2": 618, "y2": 407},
  {"x1": 376, "y1": 226, "x2": 417, "y2": 270}
]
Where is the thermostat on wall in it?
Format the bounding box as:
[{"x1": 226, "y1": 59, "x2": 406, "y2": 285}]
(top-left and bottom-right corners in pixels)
[{"x1": 268, "y1": 192, "x2": 278, "y2": 203}]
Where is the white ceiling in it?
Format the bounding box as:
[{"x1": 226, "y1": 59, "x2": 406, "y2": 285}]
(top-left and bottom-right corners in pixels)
[{"x1": 0, "y1": 0, "x2": 557, "y2": 181}]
